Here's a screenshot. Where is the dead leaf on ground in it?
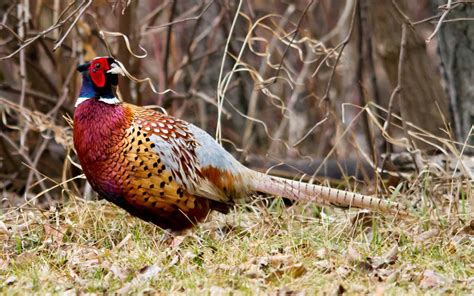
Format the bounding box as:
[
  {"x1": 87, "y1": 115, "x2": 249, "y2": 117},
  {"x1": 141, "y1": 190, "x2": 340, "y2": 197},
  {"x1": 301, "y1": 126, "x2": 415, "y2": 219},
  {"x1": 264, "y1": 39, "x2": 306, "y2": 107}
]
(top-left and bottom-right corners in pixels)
[
  {"x1": 316, "y1": 247, "x2": 328, "y2": 259},
  {"x1": 368, "y1": 244, "x2": 399, "y2": 268},
  {"x1": 347, "y1": 244, "x2": 363, "y2": 263},
  {"x1": 335, "y1": 283, "x2": 346, "y2": 295},
  {"x1": 335, "y1": 266, "x2": 351, "y2": 278},
  {"x1": 314, "y1": 260, "x2": 334, "y2": 273},
  {"x1": 350, "y1": 284, "x2": 366, "y2": 293},
  {"x1": 458, "y1": 220, "x2": 474, "y2": 235},
  {"x1": 69, "y1": 247, "x2": 101, "y2": 270},
  {"x1": 209, "y1": 286, "x2": 233, "y2": 296},
  {"x1": 239, "y1": 254, "x2": 306, "y2": 280},
  {"x1": 258, "y1": 254, "x2": 295, "y2": 268},
  {"x1": 108, "y1": 263, "x2": 129, "y2": 281},
  {"x1": 244, "y1": 263, "x2": 266, "y2": 279},
  {"x1": 399, "y1": 263, "x2": 418, "y2": 282},
  {"x1": 346, "y1": 244, "x2": 373, "y2": 271},
  {"x1": 371, "y1": 268, "x2": 397, "y2": 282},
  {"x1": 419, "y1": 269, "x2": 447, "y2": 289},
  {"x1": 4, "y1": 275, "x2": 17, "y2": 286},
  {"x1": 271, "y1": 287, "x2": 306, "y2": 296},
  {"x1": 0, "y1": 258, "x2": 9, "y2": 270},
  {"x1": 116, "y1": 262, "x2": 163, "y2": 294},
  {"x1": 415, "y1": 229, "x2": 439, "y2": 243},
  {"x1": 374, "y1": 284, "x2": 385, "y2": 296},
  {"x1": 170, "y1": 234, "x2": 188, "y2": 249},
  {"x1": 136, "y1": 263, "x2": 162, "y2": 281},
  {"x1": 0, "y1": 220, "x2": 10, "y2": 235},
  {"x1": 43, "y1": 223, "x2": 66, "y2": 245},
  {"x1": 268, "y1": 262, "x2": 307, "y2": 281},
  {"x1": 113, "y1": 233, "x2": 132, "y2": 251},
  {"x1": 385, "y1": 270, "x2": 400, "y2": 283},
  {"x1": 15, "y1": 251, "x2": 38, "y2": 267}
]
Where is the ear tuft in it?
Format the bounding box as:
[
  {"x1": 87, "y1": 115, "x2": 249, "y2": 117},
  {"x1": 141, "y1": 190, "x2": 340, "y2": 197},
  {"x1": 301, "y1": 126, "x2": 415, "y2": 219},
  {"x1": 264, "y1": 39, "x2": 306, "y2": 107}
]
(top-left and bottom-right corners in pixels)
[{"x1": 77, "y1": 62, "x2": 90, "y2": 72}]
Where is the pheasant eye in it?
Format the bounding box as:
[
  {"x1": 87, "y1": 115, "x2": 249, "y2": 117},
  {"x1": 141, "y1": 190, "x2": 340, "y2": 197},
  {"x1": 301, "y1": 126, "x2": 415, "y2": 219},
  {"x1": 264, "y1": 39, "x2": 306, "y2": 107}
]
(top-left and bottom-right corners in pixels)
[{"x1": 95, "y1": 63, "x2": 101, "y2": 69}]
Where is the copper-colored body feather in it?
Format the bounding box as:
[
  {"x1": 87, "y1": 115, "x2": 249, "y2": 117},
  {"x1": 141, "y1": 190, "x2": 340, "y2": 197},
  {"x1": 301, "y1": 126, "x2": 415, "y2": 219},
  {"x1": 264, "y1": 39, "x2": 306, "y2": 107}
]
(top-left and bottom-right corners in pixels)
[
  {"x1": 74, "y1": 101, "x2": 237, "y2": 230},
  {"x1": 74, "y1": 57, "x2": 406, "y2": 231}
]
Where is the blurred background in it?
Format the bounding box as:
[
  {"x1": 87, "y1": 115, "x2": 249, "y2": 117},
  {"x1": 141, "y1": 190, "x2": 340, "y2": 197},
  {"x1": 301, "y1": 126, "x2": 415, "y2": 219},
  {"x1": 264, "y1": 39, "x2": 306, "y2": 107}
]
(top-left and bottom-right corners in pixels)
[{"x1": 0, "y1": 0, "x2": 472, "y2": 208}]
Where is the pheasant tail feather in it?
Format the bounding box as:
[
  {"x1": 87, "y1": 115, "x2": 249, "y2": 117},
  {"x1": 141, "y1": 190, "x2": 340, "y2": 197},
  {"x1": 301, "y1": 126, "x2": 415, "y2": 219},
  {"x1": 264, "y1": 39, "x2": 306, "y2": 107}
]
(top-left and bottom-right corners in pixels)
[{"x1": 250, "y1": 171, "x2": 407, "y2": 215}]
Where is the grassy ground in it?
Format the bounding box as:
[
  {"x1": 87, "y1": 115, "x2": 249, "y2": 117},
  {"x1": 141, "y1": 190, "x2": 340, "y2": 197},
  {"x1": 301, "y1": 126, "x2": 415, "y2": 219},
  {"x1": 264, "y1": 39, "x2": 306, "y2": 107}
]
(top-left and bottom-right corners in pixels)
[{"x1": 1, "y1": 195, "x2": 472, "y2": 295}]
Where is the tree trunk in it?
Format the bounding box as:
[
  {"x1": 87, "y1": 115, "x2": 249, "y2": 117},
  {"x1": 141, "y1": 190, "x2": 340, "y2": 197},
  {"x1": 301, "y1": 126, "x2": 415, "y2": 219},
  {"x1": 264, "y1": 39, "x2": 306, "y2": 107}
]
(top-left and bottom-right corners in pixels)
[
  {"x1": 431, "y1": 1, "x2": 474, "y2": 152},
  {"x1": 370, "y1": 0, "x2": 451, "y2": 151}
]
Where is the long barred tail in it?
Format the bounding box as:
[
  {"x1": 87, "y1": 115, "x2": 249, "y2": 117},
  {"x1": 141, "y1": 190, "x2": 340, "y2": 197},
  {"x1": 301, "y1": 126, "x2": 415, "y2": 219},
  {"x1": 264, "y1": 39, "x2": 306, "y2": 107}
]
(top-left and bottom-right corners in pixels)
[{"x1": 250, "y1": 171, "x2": 407, "y2": 215}]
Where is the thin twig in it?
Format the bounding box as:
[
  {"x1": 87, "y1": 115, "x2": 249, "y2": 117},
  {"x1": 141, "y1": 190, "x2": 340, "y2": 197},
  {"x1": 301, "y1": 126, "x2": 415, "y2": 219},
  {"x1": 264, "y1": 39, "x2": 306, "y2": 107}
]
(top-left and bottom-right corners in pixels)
[
  {"x1": 320, "y1": 0, "x2": 358, "y2": 107},
  {"x1": 271, "y1": 0, "x2": 315, "y2": 85},
  {"x1": 143, "y1": 0, "x2": 215, "y2": 34},
  {"x1": 216, "y1": 0, "x2": 243, "y2": 143},
  {"x1": 163, "y1": 0, "x2": 177, "y2": 90},
  {"x1": 382, "y1": 24, "x2": 407, "y2": 149},
  {"x1": 0, "y1": 0, "x2": 86, "y2": 60},
  {"x1": 426, "y1": 0, "x2": 453, "y2": 42},
  {"x1": 53, "y1": 0, "x2": 92, "y2": 51}
]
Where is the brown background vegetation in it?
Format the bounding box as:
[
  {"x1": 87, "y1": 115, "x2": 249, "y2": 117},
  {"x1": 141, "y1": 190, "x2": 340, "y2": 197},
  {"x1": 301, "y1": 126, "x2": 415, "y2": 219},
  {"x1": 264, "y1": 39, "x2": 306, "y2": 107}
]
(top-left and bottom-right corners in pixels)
[{"x1": 0, "y1": 0, "x2": 469, "y2": 208}]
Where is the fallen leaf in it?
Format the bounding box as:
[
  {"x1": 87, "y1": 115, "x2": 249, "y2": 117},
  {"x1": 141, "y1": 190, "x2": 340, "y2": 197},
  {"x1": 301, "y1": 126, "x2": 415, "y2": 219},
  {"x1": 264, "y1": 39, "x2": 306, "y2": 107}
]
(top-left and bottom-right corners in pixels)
[
  {"x1": 347, "y1": 244, "x2": 363, "y2": 263},
  {"x1": 0, "y1": 258, "x2": 9, "y2": 270},
  {"x1": 336, "y1": 266, "x2": 351, "y2": 278},
  {"x1": 259, "y1": 254, "x2": 295, "y2": 268},
  {"x1": 269, "y1": 262, "x2": 307, "y2": 280},
  {"x1": 170, "y1": 234, "x2": 188, "y2": 248},
  {"x1": 16, "y1": 251, "x2": 38, "y2": 266},
  {"x1": 109, "y1": 264, "x2": 129, "y2": 281},
  {"x1": 335, "y1": 283, "x2": 346, "y2": 295},
  {"x1": 113, "y1": 233, "x2": 132, "y2": 251},
  {"x1": 316, "y1": 247, "x2": 328, "y2": 259},
  {"x1": 217, "y1": 264, "x2": 238, "y2": 274},
  {"x1": 369, "y1": 244, "x2": 399, "y2": 268},
  {"x1": 385, "y1": 270, "x2": 399, "y2": 283},
  {"x1": 210, "y1": 286, "x2": 232, "y2": 296},
  {"x1": 5, "y1": 275, "x2": 16, "y2": 285},
  {"x1": 116, "y1": 262, "x2": 163, "y2": 294},
  {"x1": 168, "y1": 255, "x2": 179, "y2": 267},
  {"x1": 415, "y1": 229, "x2": 439, "y2": 243},
  {"x1": 314, "y1": 260, "x2": 333, "y2": 273},
  {"x1": 244, "y1": 263, "x2": 265, "y2": 279},
  {"x1": 374, "y1": 285, "x2": 385, "y2": 296},
  {"x1": 0, "y1": 220, "x2": 10, "y2": 235},
  {"x1": 420, "y1": 269, "x2": 445, "y2": 289},
  {"x1": 70, "y1": 247, "x2": 101, "y2": 270},
  {"x1": 459, "y1": 220, "x2": 474, "y2": 235},
  {"x1": 272, "y1": 287, "x2": 306, "y2": 296},
  {"x1": 350, "y1": 284, "x2": 366, "y2": 293},
  {"x1": 371, "y1": 268, "x2": 396, "y2": 281},
  {"x1": 137, "y1": 263, "x2": 162, "y2": 281},
  {"x1": 43, "y1": 224, "x2": 66, "y2": 245}
]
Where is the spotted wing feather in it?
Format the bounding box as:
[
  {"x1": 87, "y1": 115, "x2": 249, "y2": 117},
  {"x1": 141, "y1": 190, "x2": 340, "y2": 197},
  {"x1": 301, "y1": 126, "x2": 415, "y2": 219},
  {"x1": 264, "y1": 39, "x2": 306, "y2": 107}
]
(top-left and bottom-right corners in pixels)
[
  {"x1": 113, "y1": 105, "x2": 251, "y2": 229},
  {"x1": 128, "y1": 105, "x2": 251, "y2": 202}
]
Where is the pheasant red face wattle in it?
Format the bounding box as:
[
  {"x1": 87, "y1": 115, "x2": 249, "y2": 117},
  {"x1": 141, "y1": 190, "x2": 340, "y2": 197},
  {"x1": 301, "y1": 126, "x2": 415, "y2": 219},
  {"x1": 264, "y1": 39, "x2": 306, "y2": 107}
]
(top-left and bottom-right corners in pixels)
[{"x1": 89, "y1": 58, "x2": 110, "y2": 88}]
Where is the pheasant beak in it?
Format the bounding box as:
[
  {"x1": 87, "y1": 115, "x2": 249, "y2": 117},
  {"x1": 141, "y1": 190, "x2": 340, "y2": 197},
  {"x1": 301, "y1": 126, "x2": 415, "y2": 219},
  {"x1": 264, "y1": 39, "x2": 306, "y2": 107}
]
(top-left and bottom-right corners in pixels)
[
  {"x1": 77, "y1": 62, "x2": 91, "y2": 72},
  {"x1": 107, "y1": 62, "x2": 125, "y2": 76}
]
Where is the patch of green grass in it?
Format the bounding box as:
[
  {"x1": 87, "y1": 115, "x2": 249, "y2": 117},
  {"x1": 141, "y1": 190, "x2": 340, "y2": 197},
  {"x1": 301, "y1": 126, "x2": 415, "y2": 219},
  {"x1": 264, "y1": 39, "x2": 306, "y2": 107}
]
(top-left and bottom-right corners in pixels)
[{"x1": 0, "y1": 198, "x2": 473, "y2": 294}]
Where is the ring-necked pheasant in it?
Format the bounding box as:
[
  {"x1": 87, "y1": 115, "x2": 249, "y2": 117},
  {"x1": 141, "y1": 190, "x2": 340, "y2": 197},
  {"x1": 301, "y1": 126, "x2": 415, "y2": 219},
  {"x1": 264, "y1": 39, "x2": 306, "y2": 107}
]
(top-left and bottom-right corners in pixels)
[{"x1": 73, "y1": 56, "x2": 406, "y2": 230}]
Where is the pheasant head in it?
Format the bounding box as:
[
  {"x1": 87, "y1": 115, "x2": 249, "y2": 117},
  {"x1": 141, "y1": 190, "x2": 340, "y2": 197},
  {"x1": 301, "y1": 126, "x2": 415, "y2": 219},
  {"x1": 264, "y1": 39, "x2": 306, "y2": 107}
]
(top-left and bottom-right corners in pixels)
[{"x1": 75, "y1": 56, "x2": 124, "y2": 106}]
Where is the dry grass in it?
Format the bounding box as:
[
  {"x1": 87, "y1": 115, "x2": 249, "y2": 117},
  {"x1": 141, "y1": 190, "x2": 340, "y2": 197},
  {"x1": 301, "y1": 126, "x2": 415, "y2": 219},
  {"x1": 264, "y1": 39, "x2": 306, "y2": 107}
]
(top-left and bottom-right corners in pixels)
[{"x1": 1, "y1": 191, "x2": 473, "y2": 294}]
